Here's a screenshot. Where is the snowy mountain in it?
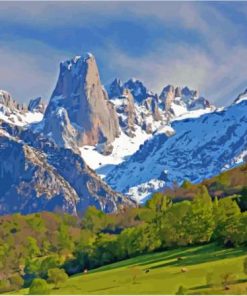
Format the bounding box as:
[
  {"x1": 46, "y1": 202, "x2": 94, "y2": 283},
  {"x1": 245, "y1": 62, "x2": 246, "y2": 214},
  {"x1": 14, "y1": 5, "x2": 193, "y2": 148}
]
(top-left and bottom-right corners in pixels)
[
  {"x1": 0, "y1": 51, "x2": 246, "y2": 210},
  {"x1": 105, "y1": 98, "x2": 247, "y2": 202}
]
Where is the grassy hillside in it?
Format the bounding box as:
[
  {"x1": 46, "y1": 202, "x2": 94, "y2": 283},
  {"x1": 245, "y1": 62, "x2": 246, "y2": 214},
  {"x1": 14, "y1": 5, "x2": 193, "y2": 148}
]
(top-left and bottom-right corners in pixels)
[{"x1": 13, "y1": 243, "x2": 247, "y2": 295}]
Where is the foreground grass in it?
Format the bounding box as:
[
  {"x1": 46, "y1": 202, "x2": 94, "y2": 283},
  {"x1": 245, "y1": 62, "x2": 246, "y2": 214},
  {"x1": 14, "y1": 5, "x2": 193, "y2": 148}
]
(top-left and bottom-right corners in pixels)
[{"x1": 13, "y1": 243, "x2": 247, "y2": 295}]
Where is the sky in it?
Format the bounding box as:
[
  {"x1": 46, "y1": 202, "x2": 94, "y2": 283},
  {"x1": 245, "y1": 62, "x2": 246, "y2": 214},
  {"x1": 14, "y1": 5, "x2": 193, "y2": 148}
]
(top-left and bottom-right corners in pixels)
[{"x1": 0, "y1": 1, "x2": 247, "y2": 106}]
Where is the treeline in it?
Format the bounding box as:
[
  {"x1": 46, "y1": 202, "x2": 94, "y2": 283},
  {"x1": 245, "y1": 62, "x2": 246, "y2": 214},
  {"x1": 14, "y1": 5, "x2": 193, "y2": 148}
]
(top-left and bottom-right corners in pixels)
[{"x1": 0, "y1": 183, "x2": 247, "y2": 293}]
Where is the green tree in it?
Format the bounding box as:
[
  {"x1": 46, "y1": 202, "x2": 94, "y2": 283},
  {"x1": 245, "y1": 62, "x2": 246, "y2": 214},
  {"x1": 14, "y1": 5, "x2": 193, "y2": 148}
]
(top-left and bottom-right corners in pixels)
[
  {"x1": 195, "y1": 185, "x2": 211, "y2": 203},
  {"x1": 160, "y1": 201, "x2": 191, "y2": 247},
  {"x1": 181, "y1": 180, "x2": 193, "y2": 189},
  {"x1": 213, "y1": 197, "x2": 241, "y2": 242},
  {"x1": 47, "y1": 268, "x2": 68, "y2": 289},
  {"x1": 26, "y1": 237, "x2": 40, "y2": 258},
  {"x1": 29, "y1": 278, "x2": 50, "y2": 295},
  {"x1": 146, "y1": 193, "x2": 172, "y2": 230},
  {"x1": 57, "y1": 224, "x2": 74, "y2": 255},
  {"x1": 183, "y1": 197, "x2": 214, "y2": 244},
  {"x1": 82, "y1": 207, "x2": 106, "y2": 233}
]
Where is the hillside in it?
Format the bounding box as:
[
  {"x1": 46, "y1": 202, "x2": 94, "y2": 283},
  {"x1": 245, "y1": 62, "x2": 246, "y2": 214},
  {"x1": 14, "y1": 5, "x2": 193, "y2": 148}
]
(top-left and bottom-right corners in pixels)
[{"x1": 12, "y1": 244, "x2": 247, "y2": 295}]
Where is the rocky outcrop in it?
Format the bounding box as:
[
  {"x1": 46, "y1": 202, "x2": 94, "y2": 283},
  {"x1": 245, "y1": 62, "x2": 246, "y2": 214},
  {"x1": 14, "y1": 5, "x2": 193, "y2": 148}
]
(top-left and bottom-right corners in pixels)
[
  {"x1": 107, "y1": 78, "x2": 123, "y2": 99},
  {"x1": 28, "y1": 97, "x2": 46, "y2": 113},
  {"x1": 0, "y1": 131, "x2": 79, "y2": 215},
  {"x1": 159, "y1": 85, "x2": 214, "y2": 116},
  {"x1": 114, "y1": 89, "x2": 137, "y2": 137},
  {"x1": 123, "y1": 78, "x2": 155, "y2": 103},
  {"x1": 0, "y1": 124, "x2": 136, "y2": 215},
  {"x1": 0, "y1": 90, "x2": 27, "y2": 112},
  {"x1": 43, "y1": 53, "x2": 120, "y2": 148}
]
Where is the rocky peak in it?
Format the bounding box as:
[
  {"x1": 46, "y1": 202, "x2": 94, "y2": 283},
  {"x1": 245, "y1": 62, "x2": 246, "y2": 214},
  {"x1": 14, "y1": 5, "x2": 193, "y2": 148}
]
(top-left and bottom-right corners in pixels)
[
  {"x1": 234, "y1": 88, "x2": 247, "y2": 104},
  {"x1": 28, "y1": 97, "x2": 46, "y2": 113},
  {"x1": 123, "y1": 78, "x2": 154, "y2": 103},
  {"x1": 159, "y1": 84, "x2": 212, "y2": 115},
  {"x1": 43, "y1": 53, "x2": 120, "y2": 149},
  {"x1": 107, "y1": 78, "x2": 123, "y2": 99},
  {"x1": 0, "y1": 90, "x2": 27, "y2": 112}
]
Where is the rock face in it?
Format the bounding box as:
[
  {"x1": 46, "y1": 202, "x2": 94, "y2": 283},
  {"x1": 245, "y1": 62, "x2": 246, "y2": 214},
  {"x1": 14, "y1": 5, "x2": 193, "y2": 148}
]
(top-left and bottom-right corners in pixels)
[
  {"x1": 123, "y1": 78, "x2": 155, "y2": 103},
  {"x1": 28, "y1": 97, "x2": 46, "y2": 113},
  {"x1": 0, "y1": 131, "x2": 79, "y2": 215},
  {"x1": 0, "y1": 124, "x2": 136, "y2": 216},
  {"x1": 159, "y1": 85, "x2": 213, "y2": 117},
  {"x1": 0, "y1": 90, "x2": 27, "y2": 112},
  {"x1": 44, "y1": 53, "x2": 120, "y2": 148},
  {"x1": 113, "y1": 89, "x2": 137, "y2": 137}
]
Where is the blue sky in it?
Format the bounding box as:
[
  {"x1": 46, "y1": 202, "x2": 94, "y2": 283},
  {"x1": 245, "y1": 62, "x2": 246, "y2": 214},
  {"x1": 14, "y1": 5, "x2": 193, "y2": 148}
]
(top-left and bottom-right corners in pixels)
[{"x1": 0, "y1": 2, "x2": 247, "y2": 106}]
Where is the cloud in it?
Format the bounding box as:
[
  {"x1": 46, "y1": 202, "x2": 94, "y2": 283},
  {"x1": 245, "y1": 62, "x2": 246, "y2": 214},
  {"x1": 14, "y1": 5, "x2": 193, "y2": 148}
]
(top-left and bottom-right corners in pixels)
[
  {"x1": 0, "y1": 2, "x2": 246, "y2": 106},
  {"x1": 102, "y1": 41, "x2": 247, "y2": 106},
  {"x1": 0, "y1": 39, "x2": 69, "y2": 103}
]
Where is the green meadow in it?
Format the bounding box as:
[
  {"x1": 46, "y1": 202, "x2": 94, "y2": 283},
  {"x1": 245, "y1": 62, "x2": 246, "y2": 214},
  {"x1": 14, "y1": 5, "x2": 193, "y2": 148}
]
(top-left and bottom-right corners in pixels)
[{"x1": 13, "y1": 243, "x2": 247, "y2": 295}]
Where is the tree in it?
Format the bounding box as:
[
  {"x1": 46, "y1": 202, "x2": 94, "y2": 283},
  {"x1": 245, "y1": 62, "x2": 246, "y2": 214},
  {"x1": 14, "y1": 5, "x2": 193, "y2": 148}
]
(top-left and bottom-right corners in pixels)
[
  {"x1": 213, "y1": 197, "x2": 242, "y2": 244},
  {"x1": 57, "y1": 224, "x2": 74, "y2": 255},
  {"x1": 29, "y1": 278, "x2": 50, "y2": 295},
  {"x1": 48, "y1": 268, "x2": 68, "y2": 289},
  {"x1": 26, "y1": 237, "x2": 40, "y2": 258},
  {"x1": 181, "y1": 180, "x2": 193, "y2": 189},
  {"x1": 146, "y1": 193, "x2": 172, "y2": 230},
  {"x1": 82, "y1": 207, "x2": 106, "y2": 233},
  {"x1": 159, "y1": 201, "x2": 190, "y2": 247},
  {"x1": 195, "y1": 185, "x2": 212, "y2": 204},
  {"x1": 183, "y1": 197, "x2": 214, "y2": 244}
]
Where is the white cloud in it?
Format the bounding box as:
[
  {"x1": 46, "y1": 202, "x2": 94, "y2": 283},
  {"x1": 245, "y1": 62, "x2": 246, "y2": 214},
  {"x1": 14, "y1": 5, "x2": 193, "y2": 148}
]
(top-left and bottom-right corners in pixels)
[{"x1": 0, "y1": 40, "x2": 69, "y2": 103}]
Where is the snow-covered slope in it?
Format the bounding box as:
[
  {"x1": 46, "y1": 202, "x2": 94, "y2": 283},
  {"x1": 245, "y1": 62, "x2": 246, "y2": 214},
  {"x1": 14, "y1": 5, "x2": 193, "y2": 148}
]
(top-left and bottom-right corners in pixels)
[
  {"x1": 79, "y1": 79, "x2": 215, "y2": 182},
  {"x1": 0, "y1": 90, "x2": 44, "y2": 126},
  {"x1": 105, "y1": 99, "x2": 247, "y2": 202}
]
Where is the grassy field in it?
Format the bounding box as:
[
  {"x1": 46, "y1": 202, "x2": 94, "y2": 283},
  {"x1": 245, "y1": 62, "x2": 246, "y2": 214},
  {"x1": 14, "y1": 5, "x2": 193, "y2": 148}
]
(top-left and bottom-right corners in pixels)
[{"x1": 13, "y1": 243, "x2": 247, "y2": 295}]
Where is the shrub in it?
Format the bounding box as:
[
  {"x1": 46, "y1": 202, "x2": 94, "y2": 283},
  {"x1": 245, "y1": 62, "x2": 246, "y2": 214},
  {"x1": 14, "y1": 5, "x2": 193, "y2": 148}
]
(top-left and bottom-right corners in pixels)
[
  {"x1": 47, "y1": 268, "x2": 68, "y2": 289},
  {"x1": 29, "y1": 278, "x2": 50, "y2": 295}
]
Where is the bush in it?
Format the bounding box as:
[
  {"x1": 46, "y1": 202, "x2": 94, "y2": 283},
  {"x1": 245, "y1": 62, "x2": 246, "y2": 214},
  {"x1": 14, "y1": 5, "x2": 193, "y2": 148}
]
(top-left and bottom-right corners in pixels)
[
  {"x1": 29, "y1": 278, "x2": 50, "y2": 295},
  {"x1": 47, "y1": 268, "x2": 68, "y2": 288}
]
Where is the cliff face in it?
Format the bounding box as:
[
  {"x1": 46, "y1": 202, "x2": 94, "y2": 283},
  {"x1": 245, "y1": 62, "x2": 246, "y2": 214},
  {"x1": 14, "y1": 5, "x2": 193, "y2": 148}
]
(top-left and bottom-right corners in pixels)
[
  {"x1": 44, "y1": 53, "x2": 120, "y2": 149},
  {"x1": 0, "y1": 124, "x2": 136, "y2": 216}
]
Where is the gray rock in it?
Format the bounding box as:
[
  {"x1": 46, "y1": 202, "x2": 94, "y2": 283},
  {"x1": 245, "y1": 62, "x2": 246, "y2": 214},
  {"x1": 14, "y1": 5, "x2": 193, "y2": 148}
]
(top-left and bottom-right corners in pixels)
[{"x1": 44, "y1": 53, "x2": 120, "y2": 147}]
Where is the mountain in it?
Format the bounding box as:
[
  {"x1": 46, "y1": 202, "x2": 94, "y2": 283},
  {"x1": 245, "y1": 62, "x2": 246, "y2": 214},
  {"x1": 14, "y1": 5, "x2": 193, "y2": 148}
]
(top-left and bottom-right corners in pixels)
[
  {"x1": 81, "y1": 79, "x2": 215, "y2": 178},
  {"x1": 43, "y1": 53, "x2": 120, "y2": 154},
  {"x1": 0, "y1": 51, "x2": 246, "y2": 210},
  {"x1": 105, "y1": 98, "x2": 247, "y2": 202},
  {"x1": 0, "y1": 122, "x2": 135, "y2": 216}
]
